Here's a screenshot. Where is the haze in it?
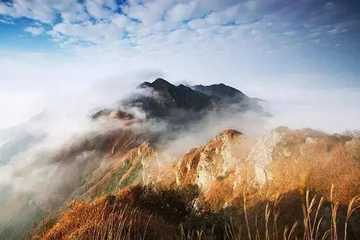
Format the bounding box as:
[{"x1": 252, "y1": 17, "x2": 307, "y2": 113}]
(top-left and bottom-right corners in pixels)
[{"x1": 0, "y1": 0, "x2": 359, "y2": 132}]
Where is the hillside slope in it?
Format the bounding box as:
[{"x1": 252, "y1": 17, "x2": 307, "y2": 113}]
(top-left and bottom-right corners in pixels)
[
  {"x1": 1, "y1": 79, "x2": 360, "y2": 239},
  {"x1": 32, "y1": 127, "x2": 360, "y2": 240}
]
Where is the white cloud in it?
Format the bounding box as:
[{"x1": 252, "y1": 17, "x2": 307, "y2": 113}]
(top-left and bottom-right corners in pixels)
[
  {"x1": 52, "y1": 21, "x2": 125, "y2": 44},
  {"x1": 0, "y1": 0, "x2": 356, "y2": 56},
  {"x1": 124, "y1": 0, "x2": 174, "y2": 25},
  {"x1": 85, "y1": 0, "x2": 114, "y2": 19},
  {"x1": 0, "y1": 2, "x2": 17, "y2": 17},
  {"x1": 0, "y1": 91, "x2": 45, "y2": 128},
  {"x1": 283, "y1": 31, "x2": 296, "y2": 37},
  {"x1": 0, "y1": 0, "x2": 79, "y2": 23},
  {"x1": 25, "y1": 26, "x2": 44, "y2": 35},
  {"x1": 100, "y1": 0, "x2": 118, "y2": 11},
  {"x1": 59, "y1": 2, "x2": 88, "y2": 23},
  {"x1": 167, "y1": 2, "x2": 198, "y2": 22},
  {"x1": 0, "y1": 18, "x2": 14, "y2": 24},
  {"x1": 0, "y1": 0, "x2": 359, "y2": 134},
  {"x1": 187, "y1": 18, "x2": 209, "y2": 30},
  {"x1": 111, "y1": 14, "x2": 129, "y2": 27},
  {"x1": 12, "y1": 0, "x2": 54, "y2": 23}
]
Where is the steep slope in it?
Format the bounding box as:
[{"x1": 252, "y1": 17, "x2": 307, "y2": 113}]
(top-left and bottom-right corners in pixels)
[
  {"x1": 33, "y1": 128, "x2": 360, "y2": 240},
  {"x1": 58, "y1": 126, "x2": 360, "y2": 210},
  {"x1": 0, "y1": 128, "x2": 145, "y2": 240}
]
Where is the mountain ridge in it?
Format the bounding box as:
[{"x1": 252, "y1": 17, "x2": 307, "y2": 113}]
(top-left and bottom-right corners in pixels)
[
  {"x1": 29, "y1": 127, "x2": 360, "y2": 240},
  {"x1": 94, "y1": 78, "x2": 265, "y2": 128},
  {"x1": 3, "y1": 79, "x2": 360, "y2": 240}
]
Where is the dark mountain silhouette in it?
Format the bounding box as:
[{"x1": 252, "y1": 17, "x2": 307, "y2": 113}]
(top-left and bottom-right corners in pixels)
[
  {"x1": 193, "y1": 83, "x2": 248, "y2": 101},
  {"x1": 94, "y1": 78, "x2": 264, "y2": 123}
]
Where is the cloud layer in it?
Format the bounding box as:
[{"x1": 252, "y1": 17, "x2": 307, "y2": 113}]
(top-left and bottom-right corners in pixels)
[
  {"x1": 0, "y1": 0, "x2": 359, "y2": 53},
  {"x1": 0, "y1": 0, "x2": 359, "y2": 133}
]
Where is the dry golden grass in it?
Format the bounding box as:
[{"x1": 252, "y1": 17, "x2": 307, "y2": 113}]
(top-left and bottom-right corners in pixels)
[
  {"x1": 31, "y1": 129, "x2": 360, "y2": 239},
  {"x1": 270, "y1": 138, "x2": 360, "y2": 203},
  {"x1": 33, "y1": 186, "x2": 188, "y2": 240},
  {"x1": 34, "y1": 184, "x2": 360, "y2": 240},
  {"x1": 202, "y1": 175, "x2": 235, "y2": 211}
]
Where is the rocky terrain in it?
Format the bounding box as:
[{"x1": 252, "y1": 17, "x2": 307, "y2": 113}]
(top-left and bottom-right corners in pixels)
[
  {"x1": 29, "y1": 126, "x2": 360, "y2": 240},
  {"x1": 1, "y1": 79, "x2": 360, "y2": 240}
]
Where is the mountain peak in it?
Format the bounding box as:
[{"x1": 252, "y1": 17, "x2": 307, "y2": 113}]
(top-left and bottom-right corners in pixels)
[
  {"x1": 138, "y1": 78, "x2": 173, "y2": 90},
  {"x1": 152, "y1": 78, "x2": 172, "y2": 86},
  {"x1": 102, "y1": 78, "x2": 265, "y2": 128}
]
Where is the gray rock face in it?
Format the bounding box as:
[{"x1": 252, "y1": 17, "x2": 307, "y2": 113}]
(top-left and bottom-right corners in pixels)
[
  {"x1": 245, "y1": 131, "x2": 282, "y2": 185},
  {"x1": 346, "y1": 137, "x2": 359, "y2": 147},
  {"x1": 306, "y1": 137, "x2": 318, "y2": 144}
]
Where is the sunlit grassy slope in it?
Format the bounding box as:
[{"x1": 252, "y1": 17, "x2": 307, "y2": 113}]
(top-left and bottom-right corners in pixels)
[{"x1": 31, "y1": 128, "x2": 360, "y2": 239}]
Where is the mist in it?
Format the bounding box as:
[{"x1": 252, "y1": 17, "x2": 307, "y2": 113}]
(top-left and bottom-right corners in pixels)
[
  {"x1": 0, "y1": 68, "x2": 359, "y2": 238},
  {"x1": 245, "y1": 83, "x2": 360, "y2": 133},
  {"x1": 0, "y1": 72, "x2": 163, "y2": 238}
]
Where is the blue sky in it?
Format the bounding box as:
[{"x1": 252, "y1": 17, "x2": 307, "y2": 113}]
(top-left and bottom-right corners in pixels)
[
  {"x1": 0, "y1": 0, "x2": 360, "y2": 131},
  {"x1": 0, "y1": 0, "x2": 359, "y2": 74},
  {"x1": 0, "y1": 17, "x2": 57, "y2": 51}
]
